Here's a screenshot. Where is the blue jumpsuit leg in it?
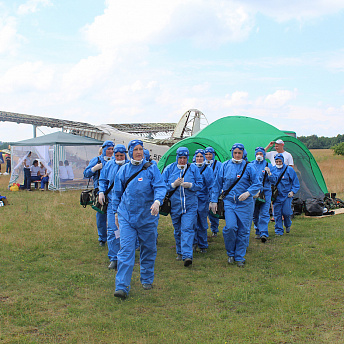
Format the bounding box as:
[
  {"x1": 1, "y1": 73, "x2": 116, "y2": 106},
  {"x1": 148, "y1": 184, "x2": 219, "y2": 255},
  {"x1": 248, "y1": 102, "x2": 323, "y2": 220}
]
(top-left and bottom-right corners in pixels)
[
  {"x1": 257, "y1": 193, "x2": 271, "y2": 237},
  {"x1": 223, "y1": 203, "x2": 237, "y2": 258},
  {"x1": 180, "y1": 211, "x2": 197, "y2": 260},
  {"x1": 115, "y1": 216, "x2": 137, "y2": 293},
  {"x1": 96, "y1": 211, "x2": 107, "y2": 242},
  {"x1": 107, "y1": 204, "x2": 120, "y2": 261},
  {"x1": 138, "y1": 223, "x2": 157, "y2": 285},
  {"x1": 282, "y1": 197, "x2": 293, "y2": 229},
  {"x1": 235, "y1": 205, "x2": 253, "y2": 262},
  {"x1": 273, "y1": 200, "x2": 284, "y2": 235},
  {"x1": 195, "y1": 199, "x2": 209, "y2": 249},
  {"x1": 171, "y1": 213, "x2": 182, "y2": 255},
  {"x1": 209, "y1": 212, "x2": 219, "y2": 233}
]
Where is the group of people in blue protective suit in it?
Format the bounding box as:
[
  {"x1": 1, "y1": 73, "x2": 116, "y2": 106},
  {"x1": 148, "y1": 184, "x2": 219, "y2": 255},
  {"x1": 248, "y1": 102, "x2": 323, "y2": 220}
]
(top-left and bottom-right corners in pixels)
[{"x1": 84, "y1": 139, "x2": 300, "y2": 299}]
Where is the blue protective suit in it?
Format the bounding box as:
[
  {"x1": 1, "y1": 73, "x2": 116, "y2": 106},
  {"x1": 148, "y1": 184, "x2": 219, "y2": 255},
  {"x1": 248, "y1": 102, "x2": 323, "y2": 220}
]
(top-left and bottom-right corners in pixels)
[
  {"x1": 113, "y1": 142, "x2": 166, "y2": 295},
  {"x1": 271, "y1": 159, "x2": 300, "y2": 235},
  {"x1": 211, "y1": 156, "x2": 261, "y2": 262},
  {"x1": 251, "y1": 149, "x2": 277, "y2": 238},
  {"x1": 193, "y1": 150, "x2": 215, "y2": 249},
  {"x1": 84, "y1": 140, "x2": 114, "y2": 243},
  {"x1": 99, "y1": 144, "x2": 128, "y2": 262},
  {"x1": 162, "y1": 152, "x2": 203, "y2": 261}
]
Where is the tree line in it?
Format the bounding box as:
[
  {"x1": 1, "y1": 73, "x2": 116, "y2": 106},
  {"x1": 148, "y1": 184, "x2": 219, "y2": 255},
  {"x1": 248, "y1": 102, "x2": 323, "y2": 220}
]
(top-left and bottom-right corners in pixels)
[{"x1": 297, "y1": 134, "x2": 344, "y2": 149}]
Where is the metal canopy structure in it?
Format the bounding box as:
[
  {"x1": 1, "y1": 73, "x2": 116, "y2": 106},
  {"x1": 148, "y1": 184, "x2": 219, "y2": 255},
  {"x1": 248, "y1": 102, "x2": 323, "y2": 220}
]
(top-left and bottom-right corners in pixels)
[{"x1": 0, "y1": 110, "x2": 103, "y2": 138}]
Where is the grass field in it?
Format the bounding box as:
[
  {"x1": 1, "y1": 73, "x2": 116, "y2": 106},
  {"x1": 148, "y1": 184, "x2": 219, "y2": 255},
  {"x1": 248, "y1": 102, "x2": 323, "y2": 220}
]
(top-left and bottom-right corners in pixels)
[{"x1": 1, "y1": 151, "x2": 344, "y2": 343}]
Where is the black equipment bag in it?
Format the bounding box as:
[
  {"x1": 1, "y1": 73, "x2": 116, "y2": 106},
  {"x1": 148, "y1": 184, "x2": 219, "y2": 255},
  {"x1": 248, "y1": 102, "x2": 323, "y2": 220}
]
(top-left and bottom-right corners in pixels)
[
  {"x1": 80, "y1": 178, "x2": 94, "y2": 208},
  {"x1": 304, "y1": 198, "x2": 324, "y2": 216},
  {"x1": 159, "y1": 164, "x2": 190, "y2": 216},
  {"x1": 210, "y1": 162, "x2": 248, "y2": 219},
  {"x1": 292, "y1": 197, "x2": 304, "y2": 215},
  {"x1": 271, "y1": 166, "x2": 288, "y2": 203}
]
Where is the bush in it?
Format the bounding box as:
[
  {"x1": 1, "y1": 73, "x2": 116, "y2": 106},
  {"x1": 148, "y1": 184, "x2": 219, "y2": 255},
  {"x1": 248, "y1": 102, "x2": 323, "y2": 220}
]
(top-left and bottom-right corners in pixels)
[{"x1": 331, "y1": 142, "x2": 344, "y2": 156}]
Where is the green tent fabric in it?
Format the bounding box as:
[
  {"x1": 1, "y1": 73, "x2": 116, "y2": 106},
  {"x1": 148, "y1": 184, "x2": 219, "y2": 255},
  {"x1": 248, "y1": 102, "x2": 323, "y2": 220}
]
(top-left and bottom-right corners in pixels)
[
  {"x1": 13, "y1": 131, "x2": 103, "y2": 146},
  {"x1": 158, "y1": 116, "x2": 327, "y2": 200}
]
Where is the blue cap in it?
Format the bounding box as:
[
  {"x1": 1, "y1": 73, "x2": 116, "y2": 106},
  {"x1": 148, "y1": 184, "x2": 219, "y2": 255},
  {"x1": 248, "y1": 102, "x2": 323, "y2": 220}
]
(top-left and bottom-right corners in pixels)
[
  {"x1": 231, "y1": 143, "x2": 245, "y2": 158},
  {"x1": 274, "y1": 153, "x2": 284, "y2": 164},
  {"x1": 102, "y1": 140, "x2": 115, "y2": 156},
  {"x1": 193, "y1": 149, "x2": 206, "y2": 161},
  {"x1": 255, "y1": 146, "x2": 266, "y2": 158},
  {"x1": 204, "y1": 147, "x2": 215, "y2": 160},
  {"x1": 176, "y1": 147, "x2": 189, "y2": 163},
  {"x1": 128, "y1": 140, "x2": 143, "y2": 159}
]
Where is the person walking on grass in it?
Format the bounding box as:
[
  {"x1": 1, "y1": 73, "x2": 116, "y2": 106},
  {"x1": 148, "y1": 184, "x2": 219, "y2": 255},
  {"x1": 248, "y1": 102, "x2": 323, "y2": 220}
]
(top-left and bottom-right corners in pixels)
[
  {"x1": 113, "y1": 140, "x2": 166, "y2": 300},
  {"x1": 210, "y1": 143, "x2": 261, "y2": 268},
  {"x1": 84, "y1": 140, "x2": 114, "y2": 247},
  {"x1": 271, "y1": 154, "x2": 300, "y2": 236}
]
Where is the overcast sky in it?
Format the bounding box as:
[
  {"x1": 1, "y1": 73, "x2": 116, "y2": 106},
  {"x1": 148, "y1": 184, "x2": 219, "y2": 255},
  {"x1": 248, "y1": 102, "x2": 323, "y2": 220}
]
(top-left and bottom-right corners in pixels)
[{"x1": 1, "y1": 0, "x2": 344, "y2": 142}]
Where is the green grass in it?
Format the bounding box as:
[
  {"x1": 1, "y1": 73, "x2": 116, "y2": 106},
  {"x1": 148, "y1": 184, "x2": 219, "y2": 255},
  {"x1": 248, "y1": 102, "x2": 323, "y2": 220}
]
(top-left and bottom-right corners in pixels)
[{"x1": 0, "y1": 178, "x2": 344, "y2": 343}]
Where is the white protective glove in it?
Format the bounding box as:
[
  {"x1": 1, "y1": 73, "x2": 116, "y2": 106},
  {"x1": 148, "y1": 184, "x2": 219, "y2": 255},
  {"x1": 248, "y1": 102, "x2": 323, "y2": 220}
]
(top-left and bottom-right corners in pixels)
[
  {"x1": 209, "y1": 202, "x2": 218, "y2": 213},
  {"x1": 171, "y1": 178, "x2": 183, "y2": 188},
  {"x1": 264, "y1": 166, "x2": 271, "y2": 176},
  {"x1": 238, "y1": 191, "x2": 250, "y2": 202},
  {"x1": 98, "y1": 192, "x2": 105, "y2": 205},
  {"x1": 288, "y1": 191, "x2": 294, "y2": 198},
  {"x1": 181, "y1": 182, "x2": 192, "y2": 188},
  {"x1": 91, "y1": 163, "x2": 103, "y2": 173},
  {"x1": 150, "y1": 200, "x2": 161, "y2": 216},
  {"x1": 115, "y1": 213, "x2": 119, "y2": 229}
]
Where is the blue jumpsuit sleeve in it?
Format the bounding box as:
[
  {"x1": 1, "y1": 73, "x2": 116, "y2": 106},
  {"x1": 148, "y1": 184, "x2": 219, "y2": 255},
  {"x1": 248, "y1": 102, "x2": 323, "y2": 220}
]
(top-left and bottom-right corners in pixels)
[
  {"x1": 210, "y1": 162, "x2": 225, "y2": 202},
  {"x1": 83, "y1": 156, "x2": 100, "y2": 178},
  {"x1": 150, "y1": 164, "x2": 167, "y2": 203},
  {"x1": 162, "y1": 164, "x2": 175, "y2": 193},
  {"x1": 289, "y1": 167, "x2": 300, "y2": 194},
  {"x1": 246, "y1": 164, "x2": 262, "y2": 196},
  {"x1": 267, "y1": 163, "x2": 277, "y2": 184},
  {"x1": 98, "y1": 161, "x2": 110, "y2": 193},
  {"x1": 189, "y1": 165, "x2": 203, "y2": 192}
]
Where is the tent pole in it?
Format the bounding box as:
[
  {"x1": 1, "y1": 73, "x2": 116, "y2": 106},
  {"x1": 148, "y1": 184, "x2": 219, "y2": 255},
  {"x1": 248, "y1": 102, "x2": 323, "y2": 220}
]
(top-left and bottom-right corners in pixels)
[{"x1": 33, "y1": 125, "x2": 37, "y2": 138}]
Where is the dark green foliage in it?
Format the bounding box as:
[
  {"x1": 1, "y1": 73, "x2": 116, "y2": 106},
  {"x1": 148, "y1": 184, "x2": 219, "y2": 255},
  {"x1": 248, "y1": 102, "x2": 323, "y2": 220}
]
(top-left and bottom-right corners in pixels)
[
  {"x1": 298, "y1": 134, "x2": 344, "y2": 149},
  {"x1": 331, "y1": 142, "x2": 344, "y2": 156}
]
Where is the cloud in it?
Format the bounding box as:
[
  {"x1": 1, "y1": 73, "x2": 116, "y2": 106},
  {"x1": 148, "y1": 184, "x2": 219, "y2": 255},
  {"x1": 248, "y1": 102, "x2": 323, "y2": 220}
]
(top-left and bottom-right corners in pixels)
[
  {"x1": 259, "y1": 89, "x2": 297, "y2": 108},
  {"x1": 17, "y1": 0, "x2": 52, "y2": 15},
  {"x1": 0, "y1": 61, "x2": 54, "y2": 92},
  {"x1": 0, "y1": 16, "x2": 24, "y2": 55}
]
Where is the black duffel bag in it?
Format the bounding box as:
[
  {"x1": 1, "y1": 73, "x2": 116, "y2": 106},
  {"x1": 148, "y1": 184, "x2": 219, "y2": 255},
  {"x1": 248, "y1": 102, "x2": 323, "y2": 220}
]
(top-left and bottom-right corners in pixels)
[
  {"x1": 304, "y1": 198, "x2": 324, "y2": 216},
  {"x1": 255, "y1": 190, "x2": 266, "y2": 205},
  {"x1": 159, "y1": 196, "x2": 171, "y2": 216},
  {"x1": 80, "y1": 178, "x2": 94, "y2": 208},
  {"x1": 292, "y1": 197, "x2": 303, "y2": 215}
]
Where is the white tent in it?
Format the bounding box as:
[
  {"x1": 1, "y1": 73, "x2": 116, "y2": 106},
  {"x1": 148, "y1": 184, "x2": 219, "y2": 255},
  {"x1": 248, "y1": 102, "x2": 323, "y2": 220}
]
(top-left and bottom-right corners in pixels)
[{"x1": 10, "y1": 132, "x2": 103, "y2": 190}]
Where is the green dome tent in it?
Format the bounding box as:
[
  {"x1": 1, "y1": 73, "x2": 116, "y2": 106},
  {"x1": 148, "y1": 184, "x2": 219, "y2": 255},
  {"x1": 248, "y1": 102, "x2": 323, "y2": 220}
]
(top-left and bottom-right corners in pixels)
[{"x1": 158, "y1": 116, "x2": 327, "y2": 200}]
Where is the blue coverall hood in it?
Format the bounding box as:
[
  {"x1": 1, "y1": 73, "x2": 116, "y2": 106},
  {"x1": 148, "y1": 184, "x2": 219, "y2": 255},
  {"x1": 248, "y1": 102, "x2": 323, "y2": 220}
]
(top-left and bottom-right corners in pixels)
[
  {"x1": 204, "y1": 147, "x2": 215, "y2": 160},
  {"x1": 144, "y1": 149, "x2": 151, "y2": 160},
  {"x1": 274, "y1": 153, "x2": 285, "y2": 164},
  {"x1": 127, "y1": 140, "x2": 144, "y2": 159},
  {"x1": 193, "y1": 149, "x2": 206, "y2": 163},
  {"x1": 231, "y1": 143, "x2": 245, "y2": 158},
  {"x1": 176, "y1": 147, "x2": 189, "y2": 163},
  {"x1": 102, "y1": 140, "x2": 115, "y2": 156},
  {"x1": 255, "y1": 146, "x2": 266, "y2": 159},
  {"x1": 114, "y1": 144, "x2": 128, "y2": 161}
]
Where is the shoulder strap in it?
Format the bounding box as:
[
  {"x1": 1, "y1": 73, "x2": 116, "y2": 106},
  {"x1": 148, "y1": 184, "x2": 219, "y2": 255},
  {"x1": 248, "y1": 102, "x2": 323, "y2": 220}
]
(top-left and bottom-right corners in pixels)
[
  {"x1": 200, "y1": 164, "x2": 207, "y2": 175},
  {"x1": 166, "y1": 163, "x2": 190, "y2": 198},
  {"x1": 123, "y1": 162, "x2": 152, "y2": 191},
  {"x1": 96, "y1": 156, "x2": 101, "y2": 178},
  {"x1": 222, "y1": 161, "x2": 249, "y2": 198},
  {"x1": 212, "y1": 160, "x2": 217, "y2": 171},
  {"x1": 262, "y1": 162, "x2": 268, "y2": 186},
  {"x1": 104, "y1": 181, "x2": 114, "y2": 196},
  {"x1": 275, "y1": 166, "x2": 288, "y2": 187}
]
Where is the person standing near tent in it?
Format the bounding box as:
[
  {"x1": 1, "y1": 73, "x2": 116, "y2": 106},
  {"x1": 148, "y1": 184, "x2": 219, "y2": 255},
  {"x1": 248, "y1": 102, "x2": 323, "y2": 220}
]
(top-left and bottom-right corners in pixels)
[
  {"x1": 113, "y1": 140, "x2": 166, "y2": 299},
  {"x1": 251, "y1": 147, "x2": 277, "y2": 242},
  {"x1": 98, "y1": 144, "x2": 128, "y2": 270},
  {"x1": 192, "y1": 149, "x2": 214, "y2": 253},
  {"x1": 22, "y1": 151, "x2": 32, "y2": 191},
  {"x1": 210, "y1": 143, "x2": 261, "y2": 267},
  {"x1": 162, "y1": 147, "x2": 203, "y2": 267},
  {"x1": 5, "y1": 154, "x2": 11, "y2": 174},
  {"x1": 205, "y1": 147, "x2": 222, "y2": 237},
  {"x1": 271, "y1": 154, "x2": 300, "y2": 236},
  {"x1": 264, "y1": 139, "x2": 294, "y2": 167},
  {"x1": 84, "y1": 140, "x2": 115, "y2": 246}
]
